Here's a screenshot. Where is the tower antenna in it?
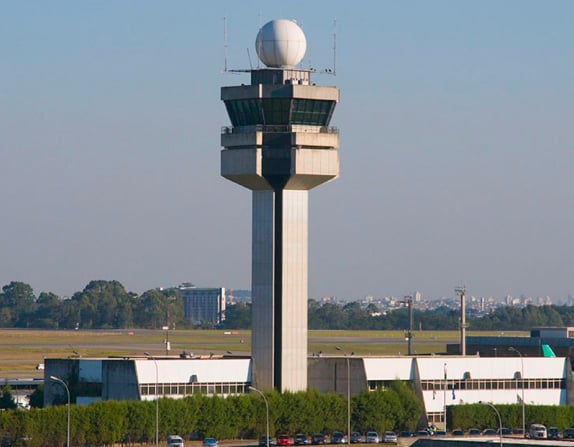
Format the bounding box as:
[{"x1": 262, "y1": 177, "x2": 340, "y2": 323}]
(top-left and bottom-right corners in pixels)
[
  {"x1": 332, "y1": 18, "x2": 337, "y2": 75},
  {"x1": 223, "y1": 17, "x2": 228, "y2": 72}
]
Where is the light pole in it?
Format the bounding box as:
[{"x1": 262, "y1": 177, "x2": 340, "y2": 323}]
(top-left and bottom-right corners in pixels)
[
  {"x1": 480, "y1": 401, "x2": 503, "y2": 447},
  {"x1": 336, "y1": 346, "x2": 351, "y2": 444},
  {"x1": 443, "y1": 363, "x2": 448, "y2": 433},
  {"x1": 145, "y1": 352, "x2": 159, "y2": 447},
  {"x1": 249, "y1": 386, "x2": 269, "y2": 447},
  {"x1": 508, "y1": 346, "x2": 525, "y2": 437},
  {"x1": 50, "y1": 375, "x2": 70, "y2": 447}
]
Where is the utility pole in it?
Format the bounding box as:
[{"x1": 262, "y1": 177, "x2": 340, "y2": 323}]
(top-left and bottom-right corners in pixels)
[
  {"x1": 455, "y1": 286, "x2": 466, "y2": 356},
  {"x1": 401, "y1": 296, "x2": 414, "y2": 355}
]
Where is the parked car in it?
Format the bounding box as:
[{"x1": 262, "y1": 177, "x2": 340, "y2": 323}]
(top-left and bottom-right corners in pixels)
[
  {"x1": 295, "y1": 434, "x2": 309, "y2": 445},
  {"x1": 415, "y1": 431, "x2": 430, "y2": 437},
  {"x1": 451, "y1": 429, "x2": 464, "y2": 436},
  {"x1": 434, "y1": 430, "x2": 446, "y2": 436},
  {"x1": 203, "y1": 438, "x2": 217, "y2": 447},
  {"x1": 468, "y1": 428, "x2": 481, "y2": 436},
  {"x1": 278, "y1": 435, "x2": 291, "y2": 446},
  {"x1": 398, "y1": 431, "x2": 412, "y2": 438},
  {"x1": 260, "y1": 436, "x2": 275, "y2": 447},
  {"x1": 365, "y1": 431, "x2": 379, "y2": 443},
  {"x1": 563, "y1": 428, "x2": 574, "y2": 439},
  {"x1": 167, "y1": 435, "x2": 184, "y2": 447},
  {"x1": 529, "y1": 424, "x2": 547, "y2": 440},
  {"x1": 350, "y1": 432, "x2": 362, "y2": 444},
  {"x1": 312, "y1": 434, "x2": 326, "y2": 445},
  {"x1": 482, "y1": 429, "x2": 497, "y2": 436},
  {"x1": 383, "y1": 431, "x2": 397, "y2": 444},
  {"x1": 330, "y1": 432, "x2": 345, "y2": 444},
  {"x1": 548, "y1": 427, "x2": 561, "y2": 440},
  {"x1": 497, "y1": 428, "x2": 512, "y2": 436}
]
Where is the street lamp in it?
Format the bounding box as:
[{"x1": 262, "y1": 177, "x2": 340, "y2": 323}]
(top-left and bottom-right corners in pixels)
[
  {"x1": 336, "y1": 346, "x2": 351, "y2": 444},
  {"x1": 508, "y1": 347, "x2": 525, "y2": 437},
  {"x1": 443, "y1": 363, "x2": 447, "y2": 433},
  {"x1": 479, "y1": 401, "x2": 503, "y2": 447},
  {"x1": 144, "y1": 352, "x2": 159, "y2": 447},
  {"x1": 50, "y1": 375, "x2": 70, "y2": 447},
  {"x1": 249, "y1": 386, "x2": 269, "y2": 447}
]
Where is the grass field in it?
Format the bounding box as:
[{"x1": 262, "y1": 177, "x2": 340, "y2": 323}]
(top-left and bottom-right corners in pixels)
[{"x1": 0, "y1": 328, "x2": 527, "y2": 378}]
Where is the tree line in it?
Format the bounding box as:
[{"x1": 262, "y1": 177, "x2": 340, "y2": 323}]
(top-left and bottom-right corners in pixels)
[
  {"x1": 1, "y1": 279, "x2": 573, "y2": 330},
  {"x1": 223, "y1": 300, "x2": 574, "y2": 332},
  {"x1": 0, "y1": 384, "x2": 421, "y2": 447},
  {"x1": 0, "y1": 280, "x2": 184, "y2": 330}
]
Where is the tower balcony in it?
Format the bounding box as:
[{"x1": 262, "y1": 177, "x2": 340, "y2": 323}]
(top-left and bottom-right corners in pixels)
[{"x1": 221, "y1": 125, "x2": 339, "y2": 150}]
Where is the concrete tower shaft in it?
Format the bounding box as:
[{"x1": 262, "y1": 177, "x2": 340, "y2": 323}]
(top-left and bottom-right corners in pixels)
[{"x1": 221, "y1": 67, "x2": 339, "y2": 392}]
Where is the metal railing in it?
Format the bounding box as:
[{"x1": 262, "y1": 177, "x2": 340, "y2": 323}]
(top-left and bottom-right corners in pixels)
[{"x1": 221, "y1": 125, "x2": 339, "y2": 135}]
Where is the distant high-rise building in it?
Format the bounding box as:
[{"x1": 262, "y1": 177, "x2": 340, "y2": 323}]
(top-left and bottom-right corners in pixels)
[{"x1": 179, "y1": 285, "x2": 226, "y2": 325}]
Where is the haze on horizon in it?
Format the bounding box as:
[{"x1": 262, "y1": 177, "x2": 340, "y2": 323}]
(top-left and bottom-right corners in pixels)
[{"x1": 1, "y1": 1, "x2": 573, "y2": 303}]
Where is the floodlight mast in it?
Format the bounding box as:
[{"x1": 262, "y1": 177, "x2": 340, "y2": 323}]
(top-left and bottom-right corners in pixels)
[
  {"x1": 455, "y1": 286, "x2": 467, "y2": 355},
  {"x1": 400, "y1": 296, "x2": 414, "y2": 355}
]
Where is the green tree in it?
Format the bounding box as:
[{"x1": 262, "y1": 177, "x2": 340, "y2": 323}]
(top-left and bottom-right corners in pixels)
[
  {"x1": 32, "y1": 292, "x2": 62, "y2": 329},
  {"x1": 28, "y1": 385, "x2": 44, "y2": 409},
  {"x1": 0, "y1": 380, "x2": 17, "y2": 409},
  {"x1": 0, "y1": 281, "x2": 36, "y2": 327},
  {"x1": 223, "y1": 303, "x2": 251, "y2": 329}
]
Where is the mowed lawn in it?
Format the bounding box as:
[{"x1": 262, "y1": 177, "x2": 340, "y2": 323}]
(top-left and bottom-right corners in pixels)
[{"x1": 0, "y1": 328, "x2": 526, "y2": 377}]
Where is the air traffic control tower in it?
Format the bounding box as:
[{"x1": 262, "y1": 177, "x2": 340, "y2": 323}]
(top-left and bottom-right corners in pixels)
[{"x1": 221, "y1": 19, "x2": 340, "y2": 392}]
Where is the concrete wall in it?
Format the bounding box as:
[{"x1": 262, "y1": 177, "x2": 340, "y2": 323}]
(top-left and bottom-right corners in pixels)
[
  {"x1": 308, "y1": 357, "x2": 367, "y2": 396},
  {"x1": 103, "y1": 360, "x2": 140, "y2": 401}
]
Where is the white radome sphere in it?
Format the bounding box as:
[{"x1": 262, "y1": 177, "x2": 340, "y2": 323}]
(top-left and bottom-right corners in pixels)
[{"x1": 255, "y1": 19, "x2": 307, "y2": 68}]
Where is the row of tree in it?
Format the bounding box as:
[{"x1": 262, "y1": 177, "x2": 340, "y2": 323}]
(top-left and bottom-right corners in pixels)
[
  {"x1": 1, "y1": 279, "x2": 573, "y2": 330},
  {"x1": 222, "y1": 300, "x2": 574, "y2": 332},
  {"x1": 0, "y1": 384, "x2": 421, "y2": 447},
  {"x1": 0, "y1": 280, "x2": 184, "y2": 329}
]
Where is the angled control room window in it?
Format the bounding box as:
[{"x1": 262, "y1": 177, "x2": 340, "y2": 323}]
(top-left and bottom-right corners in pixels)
[
  {"x1": 291, "y1": 99, "x2": 335, "y2": 126},
  {"x1": 225, "y1": 99, "x2": 263, "y2": 126},
  {"x1": 262, "y1": 98, "x2": 291, "y2": 124},
  {"x1": 225, "y1": 98, "x2": 336, "y2": 126}
]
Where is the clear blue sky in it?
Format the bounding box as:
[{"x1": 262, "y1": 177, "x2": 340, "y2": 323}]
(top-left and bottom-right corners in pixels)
[{"x1": 1, "y1": 1, "x2": 573, "y2": 302}]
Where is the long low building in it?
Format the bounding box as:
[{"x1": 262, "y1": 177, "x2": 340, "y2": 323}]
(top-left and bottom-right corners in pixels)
[{"x1": 45, "y1": 355, "x2": 573, "y2": 426}]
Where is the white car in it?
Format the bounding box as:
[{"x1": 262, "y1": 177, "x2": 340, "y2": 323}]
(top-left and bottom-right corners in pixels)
[
  {"x1": 365, "y1": 432, "x2": 379, "y2": 444},
  {"x1": 383, "y1": 432, "x2": 397, "y2": 444}
]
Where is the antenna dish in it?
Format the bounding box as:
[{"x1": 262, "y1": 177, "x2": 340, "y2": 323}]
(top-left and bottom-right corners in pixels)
[{"x1": 255, "y1": 19, "x2": 306, "y2": 68}]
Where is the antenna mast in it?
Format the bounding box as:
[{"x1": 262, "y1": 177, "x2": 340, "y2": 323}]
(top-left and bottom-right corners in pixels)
[
  {"x1": 332, "y1": 18, "x2": 337, "y2": 75},
  {"x1": 223, "y1": 17, "x2": 228, "y2": 72},
  {"x1": 455, "y1": 286, "x2": 467, "y2": 356}
]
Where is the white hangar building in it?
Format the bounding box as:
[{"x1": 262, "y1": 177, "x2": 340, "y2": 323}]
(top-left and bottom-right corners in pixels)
[{"x1": 45, "y1": 355, "x2": 572, "y2": 425}]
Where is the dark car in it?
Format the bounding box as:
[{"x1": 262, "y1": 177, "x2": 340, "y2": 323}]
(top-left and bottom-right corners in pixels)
[
  {"x1": 278, "y1": 435, "x2": 291, "y2": 446},
  {"x1": 415, "y1": 431, "x2": 430, "y2": 437},
  {"x1": 468, "y1": 428, "x2": 481, "y2": 436},
  {"x1": 398, "y1": 431, "x2": 412, "y2": 438},
  {"x1": 482, "y1": 429, "x2": 497, "y2": 436},
  {"x1": 331, "y1": 432, "x2": 345, "y2": 444},
  {"x1": 451, "y1": 429, "x2": 464, "y2": 436},
  {"x1": 548, "y1": 427, "x2": 561, "y2": 440},
  {"x1": 497, "y1": 428, "x2": 512, "y2": 436},
  {"x1": 295, "y1": 434, "x2": 308, "y2": 446},
  {"x1": 312, "y1": 434, "x2": 326, "y2": 445},
  {"x1": 350, "y1": 433, "x2": 362, "y2": 444},
  {"x1": 563, "y1": 428, "x2": 574, "y2": 439},
  {"x1": 259, "y1": 437, "x2": 275, "y2": 447},
  {"x1": 434, "y1": 430, "x2": 446, "y2": 436}
]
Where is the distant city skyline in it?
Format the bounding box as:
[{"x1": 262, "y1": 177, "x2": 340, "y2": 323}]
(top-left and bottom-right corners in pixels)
[{"x1": 1, "y1": 1, "x2": 573, "y2": 303}]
